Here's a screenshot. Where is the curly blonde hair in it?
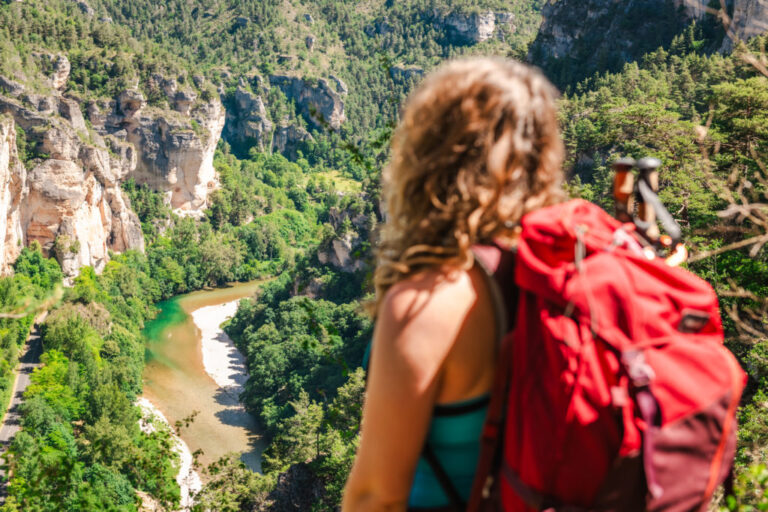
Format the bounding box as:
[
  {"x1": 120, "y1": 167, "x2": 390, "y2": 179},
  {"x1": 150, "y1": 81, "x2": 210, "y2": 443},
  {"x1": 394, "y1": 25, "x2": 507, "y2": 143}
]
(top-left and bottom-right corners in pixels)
[{"x1": 374, "y1": 58, "x2": 565, "y2": 312}]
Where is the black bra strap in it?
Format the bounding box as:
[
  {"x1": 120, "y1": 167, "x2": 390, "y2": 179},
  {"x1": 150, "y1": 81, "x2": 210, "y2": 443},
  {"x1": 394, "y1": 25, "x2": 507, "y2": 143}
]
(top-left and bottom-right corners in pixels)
[
  {"x1": 433, "y1": 395, "x2": 490, "y2": 417},
  {"x1": 422, "y1": 443, "x2": 466, "y2": 511}
]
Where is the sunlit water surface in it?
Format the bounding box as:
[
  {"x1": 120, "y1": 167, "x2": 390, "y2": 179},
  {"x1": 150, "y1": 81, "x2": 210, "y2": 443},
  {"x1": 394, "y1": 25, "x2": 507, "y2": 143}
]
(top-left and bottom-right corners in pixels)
[{"x1": 143, "y1": 281, "x2": 265, "y2": 473}]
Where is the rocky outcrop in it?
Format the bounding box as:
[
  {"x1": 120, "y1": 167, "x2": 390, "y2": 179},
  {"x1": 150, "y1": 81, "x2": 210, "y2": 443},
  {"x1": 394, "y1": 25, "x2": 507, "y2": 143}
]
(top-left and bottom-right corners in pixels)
[
  {"x1": 316, "y1": 206, "x2": 368, "y2": 273},
  {"x1": 87, "y1": 82, "x2": 226, "y2": 214},
  {"x1": 0, "y1": 63, "x2": 223, "y2": 275},
  {"x1": 434, "y1": 10, "x2": 514, "y2": 45},
  {"x1": 329, "y1": 74, "x2": 348, "y2": 95},
  {"x1": 443, "y1": 10, "x2": 496, "y2": 44},
  {"x1": 51, "y1": 55, "x2": 70, "y2": 91},
  {"x1": 0, "y1": 46, "x2": 223, "y2": 277},
  {"x1": 528, "y1": 0, "x2": 691, "y2": 86},
  {"x1": 268, "y1": 75, "x2": 346, "y2": 130},
  {"x1": 674, "y1": 0, "x2": 706, "y2": 19},
  {"x1": 224, "y1": 87, "x2": 273, "y2": 151},
  {"x1": 0, "y1": 117, "x2": 27, "y2": 275},
  {"x1": 317, "y1": 233, "x2": 365, "y2": 272},
  {"x1": 723, "y1": 0, "x2": 768, "y2": 50},
  {"x1": 0, "y1": 101, "x2": 144, "y2": 277},
  {"x1": 0, "y1": 76, "x2": 24, "y2": 97},
  {"x1": 529, "y1": 0, "x2": 768, "y2": 85},
  {"x1": 271, "y1": 123, "x2": 313, "y2": 160}
]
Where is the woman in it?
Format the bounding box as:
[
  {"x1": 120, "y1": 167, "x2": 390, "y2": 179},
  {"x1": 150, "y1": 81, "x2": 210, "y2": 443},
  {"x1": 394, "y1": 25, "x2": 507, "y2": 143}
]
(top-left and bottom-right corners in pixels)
[{"x1": 342, "y1": 58, "x2": 565, "y2": 511}]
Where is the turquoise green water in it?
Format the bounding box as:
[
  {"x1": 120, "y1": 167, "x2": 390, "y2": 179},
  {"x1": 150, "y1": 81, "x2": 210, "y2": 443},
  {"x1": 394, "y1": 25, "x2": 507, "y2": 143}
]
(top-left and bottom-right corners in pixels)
[
  {"x1": 143, "y1": 297, "x2": 186, "y2": 369},
  {"x1": 142, "y1": 281, "x2": 265, "y2": 473}
]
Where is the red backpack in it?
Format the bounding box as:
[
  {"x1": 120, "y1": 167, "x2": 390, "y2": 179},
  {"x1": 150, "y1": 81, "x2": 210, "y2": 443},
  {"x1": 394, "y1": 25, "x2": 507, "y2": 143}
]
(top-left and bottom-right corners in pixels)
[{"x1": 469, "y1": 199, "x2": 746, "y2": 512}]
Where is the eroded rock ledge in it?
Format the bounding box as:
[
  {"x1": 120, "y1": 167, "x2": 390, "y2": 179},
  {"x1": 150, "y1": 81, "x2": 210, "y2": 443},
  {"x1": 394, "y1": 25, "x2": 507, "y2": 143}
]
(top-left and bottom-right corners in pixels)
[{"x1": 0, "y1": 55, "x2": 224, "y2": 276}]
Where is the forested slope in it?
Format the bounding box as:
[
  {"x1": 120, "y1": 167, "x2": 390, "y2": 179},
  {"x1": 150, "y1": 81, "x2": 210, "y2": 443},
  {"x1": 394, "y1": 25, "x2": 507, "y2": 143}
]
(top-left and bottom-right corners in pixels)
[{"x1": 0, "y1": 0, "x2": 767, "y2": 511}]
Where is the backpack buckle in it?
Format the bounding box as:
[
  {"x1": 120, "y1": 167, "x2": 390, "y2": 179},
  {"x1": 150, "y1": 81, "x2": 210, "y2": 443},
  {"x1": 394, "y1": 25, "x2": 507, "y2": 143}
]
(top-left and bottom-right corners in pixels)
[{"x1": 622, "y1": 349, "x2": 656, "y2": 388}]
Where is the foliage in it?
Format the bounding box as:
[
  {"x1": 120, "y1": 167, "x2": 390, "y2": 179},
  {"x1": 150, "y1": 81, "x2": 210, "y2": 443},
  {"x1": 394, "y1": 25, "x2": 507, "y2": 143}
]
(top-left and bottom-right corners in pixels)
[
  {"x1": 2, "y1": 250, "x2": 181, "y2": 511},
  {"x1": 3, "y1": 0, "x2": 768, "y2": 509}
]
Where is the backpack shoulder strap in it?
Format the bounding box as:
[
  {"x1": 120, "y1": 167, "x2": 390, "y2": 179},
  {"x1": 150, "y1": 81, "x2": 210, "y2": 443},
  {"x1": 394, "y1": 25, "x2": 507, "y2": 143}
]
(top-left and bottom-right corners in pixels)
[
  {"x1": 417, "y1": 245, "x2": 514, "y2": 512},
  {"x1": 467, "y1": 244, "x2": 518, "y2": 512}
]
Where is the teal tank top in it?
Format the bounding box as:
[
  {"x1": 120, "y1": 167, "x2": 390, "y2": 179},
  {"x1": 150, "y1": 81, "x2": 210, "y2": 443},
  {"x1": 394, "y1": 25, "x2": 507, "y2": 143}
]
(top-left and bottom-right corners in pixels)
[
  {"x1": 408, "y1": 393, "x2": 489, "y2": 508},
  {"x1": 362, "y1": 344, "x2": 489, "y2": 508}
]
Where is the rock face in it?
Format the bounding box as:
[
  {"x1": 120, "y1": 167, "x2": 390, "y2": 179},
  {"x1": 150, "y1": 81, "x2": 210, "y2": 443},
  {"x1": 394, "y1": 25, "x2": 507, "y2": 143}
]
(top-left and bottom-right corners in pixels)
[
  {"x1": 271, "y1": 123, "x2": 313, "y2": 160},
  {"x1": 329, "y1": 74, "x2": 348, "y2": 95},
  {"x1": 529, "y1": 0, "x2": 692, "y2": 86},
  {"x1": 0, "y1": 117, "x2": 26, "y2": 275},
  {"x1": 724, "y1": 0, "x2": 768, "y2": 50},
  {"x1": 0, "y1": 101, "x2": 144, "y2": 276},
  {"x1": 272, "y1": 124, "x2": 314, "y2": 160},
  {"x1": 435, "y1": 10, "x2": 514, "y2": 45},
  {"x1": 530, "y1": 0, "x2": 768, "y2": 86},
  {"x1": 317, "y1": 233, "x2": 365, "y2": 272},
  {"x1": 51, "y1": 55, "x2": 70, "y2": 91},
  {"x1": 268, "y1": 75, "x2": 346, "y2": 130},
  {"x1": 224, "y1": 87, "x2": 273, "y2": 151},
  {"x1": 86, "y1": 82, "x2": 226, "y2": 214},
  {"x1": 316, "y1": 206, "x2": 368, "y2": 273},
  {"x1": 0, "y1": 61, "x2": 223, "y2": 275},
  {"x1": 443, "y1": 10, "x2": 497, "y2": 44}
]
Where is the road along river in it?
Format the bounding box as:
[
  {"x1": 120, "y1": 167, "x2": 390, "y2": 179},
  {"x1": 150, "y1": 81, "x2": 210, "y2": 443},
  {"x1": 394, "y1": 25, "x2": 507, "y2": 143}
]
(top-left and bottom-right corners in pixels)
[{"x1": 142, "y1": 280, "x2": 264, "y2": 474}]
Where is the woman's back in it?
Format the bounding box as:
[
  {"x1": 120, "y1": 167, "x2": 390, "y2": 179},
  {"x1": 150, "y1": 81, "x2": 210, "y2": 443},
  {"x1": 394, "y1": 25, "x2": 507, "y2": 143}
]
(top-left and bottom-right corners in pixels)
[
  {"x1": 409, "y1": 392, "x2": 490, "y2": 507},
  {"x1": 343, "y1": 57, "x2": 565, "y2": 511}
]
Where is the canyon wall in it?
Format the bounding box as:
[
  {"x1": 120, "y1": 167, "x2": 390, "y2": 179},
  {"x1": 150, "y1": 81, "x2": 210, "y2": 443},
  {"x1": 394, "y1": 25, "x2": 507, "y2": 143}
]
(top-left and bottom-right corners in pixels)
[
  {"x1": 724, "y1": 0, "x2": 768, "y2": 50},
  {"x1": 0, "y1": 55, "x2": 224, "y2": 276},
  {"x1": 530, "y1": 0, "x2": 768, "y2": 86}
]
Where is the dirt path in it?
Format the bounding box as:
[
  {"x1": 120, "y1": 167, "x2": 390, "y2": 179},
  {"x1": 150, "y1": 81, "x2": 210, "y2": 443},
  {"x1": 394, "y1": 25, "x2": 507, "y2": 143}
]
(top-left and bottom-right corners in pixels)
[{"x1": 0, "y1": 316, "x2": 46, "y2": 501}]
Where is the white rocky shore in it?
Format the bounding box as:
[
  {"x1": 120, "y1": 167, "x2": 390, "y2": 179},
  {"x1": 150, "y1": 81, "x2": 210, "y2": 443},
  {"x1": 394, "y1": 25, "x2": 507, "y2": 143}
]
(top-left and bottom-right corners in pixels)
[
  {"x1": 192, "y1": 299, "x2": 248, "y2": 393},
  {"x1": 192, "y1": 298, "x2": 262, "y2": 472},
  {"x1": 137, "y1": 397, "x2": 202, "y2": 511}
]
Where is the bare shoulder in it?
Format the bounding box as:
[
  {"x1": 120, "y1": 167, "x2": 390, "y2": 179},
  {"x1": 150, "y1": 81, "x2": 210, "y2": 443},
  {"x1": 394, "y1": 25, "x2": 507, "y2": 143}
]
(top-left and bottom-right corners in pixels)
[
  {"x1": 372, "y1": 267, "x2": 482, "y2": 392},
  {"x1": 379, "y1": 267, "x2": 478, "y2": 328}
]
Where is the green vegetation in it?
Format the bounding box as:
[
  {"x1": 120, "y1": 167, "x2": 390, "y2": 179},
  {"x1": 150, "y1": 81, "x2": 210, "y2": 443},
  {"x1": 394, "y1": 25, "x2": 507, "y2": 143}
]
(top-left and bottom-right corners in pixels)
[
  {"x1": 1, "y1": 251, "x2": 183, "y2": 511},
  {"x1": 0, "y1": 246, "x2": 62, "y2": 426},
  {"x1": 2, "y1": 0, "x2": 768, "y2": 509}
]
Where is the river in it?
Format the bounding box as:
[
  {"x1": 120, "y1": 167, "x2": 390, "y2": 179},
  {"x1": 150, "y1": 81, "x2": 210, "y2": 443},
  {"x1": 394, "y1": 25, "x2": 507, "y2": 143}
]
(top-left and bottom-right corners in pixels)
[{"x1": 142, "y1": 280, "x2": 264, "y2": 473}]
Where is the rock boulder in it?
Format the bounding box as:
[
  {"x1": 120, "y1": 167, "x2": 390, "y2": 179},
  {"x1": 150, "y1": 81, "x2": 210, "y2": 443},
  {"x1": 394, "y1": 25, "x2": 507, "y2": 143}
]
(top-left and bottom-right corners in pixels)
[
  {"x1": 224, "y1": 87, "x2": 273, "y2": 151},
  {"x1": 442, "y1": 10, "x2": 496, "y2": 44},
  {"x1": 268, "y1": 75, "x2": 346, "y2": 130}
]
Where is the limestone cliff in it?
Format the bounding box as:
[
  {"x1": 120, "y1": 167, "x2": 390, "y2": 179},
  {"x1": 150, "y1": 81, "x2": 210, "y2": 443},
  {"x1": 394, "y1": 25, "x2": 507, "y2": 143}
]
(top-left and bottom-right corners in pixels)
[
  {"x1": 724, "y1": 0, "x2": 768, "y2": 50},
  {"x1": 435, "y1": 10, "x2": 515, "y2": 45},
  {"x1": 316, "y1": 206, "x2": 369, "y2": 273},
  {"x1": 268, "y1": 75, "x2": 346, "y2": 130},
  {"x1": 529, "y1": 0, "x2": 696, "y2": 86},
  {"x1": 530, "y1": 0, "x2": 768, "y2": 86},
  {"x1": 271, "y1": 123, "x2": 313, "y2": 160},
  {"x1": 0, "y1": 117, "x2": 26, "y2": 275},
  {"x1": 87, "y1": 85, "x2": 226, "y2": 214},
  {"x1": 0, "y1": 95, "x2": 144, "y2": 276},
  {"x1": 224, "y1": 86, "x2": 273, "y2": 152},
  {"x1": 0, "y1": 54, "x2": 224, "y2": 275}
]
